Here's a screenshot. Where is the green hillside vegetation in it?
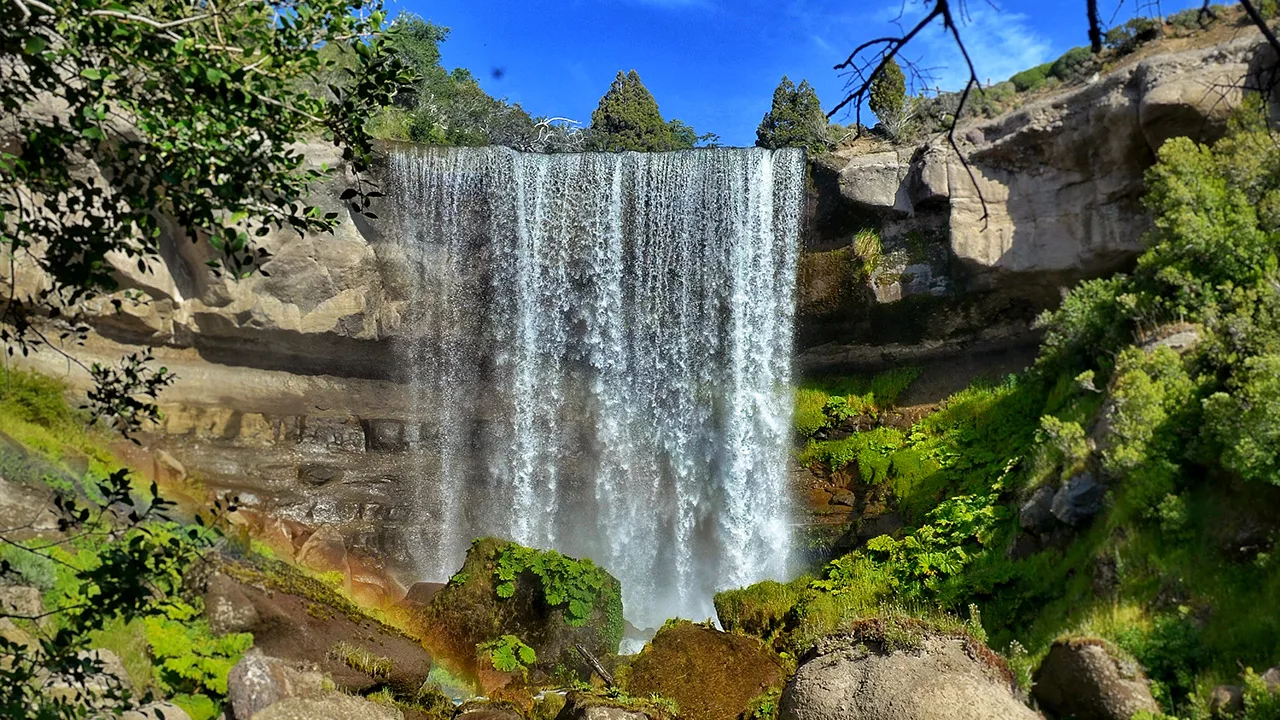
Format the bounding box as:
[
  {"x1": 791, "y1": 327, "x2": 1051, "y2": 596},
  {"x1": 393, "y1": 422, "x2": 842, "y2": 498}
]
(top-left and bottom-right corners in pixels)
[
  {"x1": 0, "y1": 370, "x2": 245, "y2": 719},
  {"x1": 0, "y1": 372, "x2": 428, "y2": 719},
  {"x1": 721, "y1": 108, "x2": 1280, "y2": 719}
]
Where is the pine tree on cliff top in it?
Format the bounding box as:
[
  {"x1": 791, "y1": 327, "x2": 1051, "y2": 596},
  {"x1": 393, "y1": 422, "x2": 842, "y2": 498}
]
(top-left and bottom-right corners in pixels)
[
  {"x1": 869, "y1": 57, "x2": 907, "y2": 133},
  {"x1": 756, "y1": 76, "x2": 831, "y2": 152},
  {"x1": 589, "y1": 70, "x2": 676, "y2": 152}
]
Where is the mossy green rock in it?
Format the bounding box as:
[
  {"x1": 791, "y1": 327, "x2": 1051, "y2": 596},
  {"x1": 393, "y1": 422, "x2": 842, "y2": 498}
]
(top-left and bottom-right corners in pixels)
[
  {"x1": 624, "y1": 621, "x2": 787, "y2": 720},
  {"x1": 425, "y1": 538, "x2": 624, "y2": 678}
]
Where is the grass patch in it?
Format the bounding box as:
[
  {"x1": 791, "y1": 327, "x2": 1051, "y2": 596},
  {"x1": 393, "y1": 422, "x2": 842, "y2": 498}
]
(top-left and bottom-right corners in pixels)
[
  {"x1": 0, "y1": 367, "x2": 122, "y2": 484},
  {"x1": 792, "y1": 367, "x2": 922, "y2": 440},
  {"x1": 329, "y1": 641, "x2": 394, "y2": 679}
]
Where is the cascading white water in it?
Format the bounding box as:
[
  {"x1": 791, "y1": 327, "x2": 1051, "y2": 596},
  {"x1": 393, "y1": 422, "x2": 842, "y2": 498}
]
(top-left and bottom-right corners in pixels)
[{"x1": 391, "y1": 146, "x2": 803, "y2": 628}]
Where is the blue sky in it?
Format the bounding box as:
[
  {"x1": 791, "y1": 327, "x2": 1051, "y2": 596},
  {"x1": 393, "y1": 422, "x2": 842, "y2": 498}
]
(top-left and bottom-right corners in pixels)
[{"x1": 394, "y1": 0, "x2": 1206, "y2": 146}]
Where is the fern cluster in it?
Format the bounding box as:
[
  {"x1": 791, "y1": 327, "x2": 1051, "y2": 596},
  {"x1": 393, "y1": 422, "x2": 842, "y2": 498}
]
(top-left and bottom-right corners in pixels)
[
  {"x1": 477, "y1": 634, "x2": 536, "y2": 675},
  {"x1": 492, "y1": 543, "x2": 613, "y2": 628}
]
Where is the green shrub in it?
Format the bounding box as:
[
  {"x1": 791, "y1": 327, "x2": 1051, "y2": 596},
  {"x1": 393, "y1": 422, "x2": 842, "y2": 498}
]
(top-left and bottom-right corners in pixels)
[
  {"x1": 1103, "y1": 347, "x2": 1199, "y2": 480},
  {"x1": 1114, "y1": 611, "x2": 1206, "y2": 708},
  {"x1": 859, "y1": 494, "x2": 1007, "y2": 598},
  {"x1": 796, "y1": 427, "x2": 904, "y2": 479},
  {"x1": 0, "y1": 369, "x2": 76, "y2": 430},
  {"x1": 1036, "y1": 276, "x2": 1131, "y2": 373},
  {"x1": 1203, "y1": 354, "x2": 1280, "y2": 484},
  {"x1": 144, "y1": 601, "x2": 253, "y2": 699},
  {"x1": 1243, "y1": 667, "x2": 1280, "y2": 719},
  {"x1": 1104, "y1": 17, "x2": 1162, "y2": 55},
  {"x1": 1050, "y1": 46, "x2": 1095, "y2": 82},
  {"x1": 494, "y1": 544, "x2": 607, "y2": 624},
  {"x1": 1009, "y1": 63, "x2": 1052, "y2": 92},
  {"x1": 1036, "y1": 415, "x2": 1090, "y2": 480},
  {"x1": 1166, "y1": 5, "x2": 1227, "y2": 33}
]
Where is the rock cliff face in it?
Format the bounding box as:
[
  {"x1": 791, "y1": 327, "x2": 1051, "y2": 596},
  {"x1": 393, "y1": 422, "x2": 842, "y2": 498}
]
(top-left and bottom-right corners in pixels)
[
  {"x1": 798, "y1": 33, "x2": 1272, "y2": 371},
  {"x1": 8, "y1": 32, "x2": 1273, "y2": 588}
]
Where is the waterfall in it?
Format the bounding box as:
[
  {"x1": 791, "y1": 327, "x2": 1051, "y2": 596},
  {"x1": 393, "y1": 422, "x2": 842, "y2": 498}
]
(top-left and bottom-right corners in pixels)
[{"x1": 391, "y1": 146, "x2": 803, "y2": 627}]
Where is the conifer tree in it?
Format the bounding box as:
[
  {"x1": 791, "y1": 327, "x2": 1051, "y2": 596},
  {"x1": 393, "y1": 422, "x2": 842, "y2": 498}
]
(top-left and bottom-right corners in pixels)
[
  {"x1": 588, "y1": 70, "x2": 677, "y2": 152},
  {"x1": 756, "y1": 76, "x2": 831, "y2": 152},
  {"x1": 868, "y1": 58, "x2": 908, "y2": 134}
]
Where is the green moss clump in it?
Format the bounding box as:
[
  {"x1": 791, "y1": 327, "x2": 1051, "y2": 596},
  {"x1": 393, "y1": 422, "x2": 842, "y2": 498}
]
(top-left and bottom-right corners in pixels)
[{"x1": 329, "y1": 641, "x2": 394, "y2": 679}]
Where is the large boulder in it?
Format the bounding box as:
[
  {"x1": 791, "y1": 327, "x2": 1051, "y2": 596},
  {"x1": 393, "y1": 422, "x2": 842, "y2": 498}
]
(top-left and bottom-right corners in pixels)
[
  {"x1": 425, "y1": 538, "x2": 623, "y2": 681},
  {"x1": 1031, "y1": 638, "x2": 1159, "y2": 720},
  {"x1": 1019, "y1": 486, "x2": 1057, "y2": 535},
  {"x1": 624, "y1": 621, "x2": 786, "y2": 720},
  {"x1": 226, "y1": 649, "x2": 327, "y2": 720},
  {"x1": 251, "y1": 692, "x2": 404, "y2": 720},
  {"x1": 779, "y1": 622, "x2": 1038, "y2": 720}
]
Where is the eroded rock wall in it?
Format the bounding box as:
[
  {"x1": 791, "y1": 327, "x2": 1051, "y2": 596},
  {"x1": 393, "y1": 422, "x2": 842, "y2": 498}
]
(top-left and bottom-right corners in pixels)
[{"x1": 797, "y1": 33, "x2": 1272, "y2": 372}]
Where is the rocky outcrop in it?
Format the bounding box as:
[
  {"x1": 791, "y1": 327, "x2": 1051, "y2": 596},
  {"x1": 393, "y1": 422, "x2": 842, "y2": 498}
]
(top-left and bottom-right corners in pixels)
[
  {"x1": 780, "y1": 626, "x2": 1038, "y2": 720},
  {"x1": 212, "y1": 562, "x2": 432, "y2": 698},
  {"x1": 799, "y1": 33, "x2": 1274, "y2": 372},
  {"x1": 1031, "y1": 638, "x2": 1159, "y2": 720},
  {"x1": 624, "y1": 622, "x2": 787, "y2": 720}
]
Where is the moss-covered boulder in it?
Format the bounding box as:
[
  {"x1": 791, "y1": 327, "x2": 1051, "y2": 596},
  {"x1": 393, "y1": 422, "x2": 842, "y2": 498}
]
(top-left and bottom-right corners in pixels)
[
  {"x1": 425, "y1": 538, "x2": 624, "y2": 682},
  {"x1": 623, "y1": 621, "x2": 787, "y2": 720}
]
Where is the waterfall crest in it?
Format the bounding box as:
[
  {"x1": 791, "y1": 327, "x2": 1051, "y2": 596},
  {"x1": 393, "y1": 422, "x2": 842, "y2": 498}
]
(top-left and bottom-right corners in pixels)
[{"x1": 391, "y1": 146, "x2": 803, "y2": 627}]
